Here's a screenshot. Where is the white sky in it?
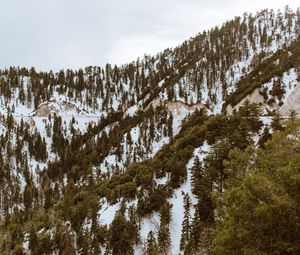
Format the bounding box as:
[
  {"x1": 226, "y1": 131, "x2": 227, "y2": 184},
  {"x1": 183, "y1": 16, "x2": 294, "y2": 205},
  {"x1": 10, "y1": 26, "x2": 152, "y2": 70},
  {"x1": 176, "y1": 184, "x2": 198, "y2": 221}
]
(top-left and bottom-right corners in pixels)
[{"x1": 0, "y1": 0, "x2": 299, "y2": 71}]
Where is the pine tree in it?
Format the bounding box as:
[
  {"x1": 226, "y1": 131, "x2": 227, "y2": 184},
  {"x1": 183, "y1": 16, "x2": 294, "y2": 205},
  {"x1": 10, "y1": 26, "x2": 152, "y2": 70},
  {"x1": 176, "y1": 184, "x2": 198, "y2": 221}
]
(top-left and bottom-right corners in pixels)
[
  {"x1": 44, "y1": 188, "x2": 53, "y2": 210},
  {"x1": 187, "y1": 206, "x2": 202, "y2": 254},
  {"x1": 170, "y1": 155, "x2": 186, "y2": 188},
  {"x1": 158, "y1": 202, "x2": 172, "y2": 255},
  {"x1": 127, "y1": 131, "x2": 132, "y2": 146},
  {"x1": 213, "y1": 129, "x2": 300, "y2": 254},
  {"x1": 55, "y1": 224, "x2": 77, "y2": 255},
  {"x1": 109, "y1": 210, "x2": 133, "y2": 255},
  {"x1": 180, "y1": 194, "x2": 191, "y2": 252},
  {"x1": 167, "y1": 114, "x2": 173, "y2": 138},
  {"x1": 145, "y1": 231, "x2": 160, "y2": 255},
  {"x1": 29, "y1": 226, "x2": 39, "y2": 254},
  {"x1": 191, "y1": 156, "x2": 202, "y2": 196},
  {"x1": 128, "y1": 205, "x2": 140, "y2": 245},
  {"x1": 258, "y1": 126, "x2": 272, "y2": 148},
  {"x1": 289, "y1": 109, "x2": 297, "y2": 124},
  {"x1": 271, "y1": 111, "x2": 283, "y2": 131}
]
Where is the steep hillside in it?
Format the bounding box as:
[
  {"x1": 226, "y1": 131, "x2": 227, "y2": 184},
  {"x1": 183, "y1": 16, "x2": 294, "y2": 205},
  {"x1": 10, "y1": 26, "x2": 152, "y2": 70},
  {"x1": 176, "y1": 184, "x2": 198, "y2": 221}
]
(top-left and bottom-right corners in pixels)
[
  {"x1": 225, "y1": 36, "x2": 300, "y2": 115},
  {"x1": 0, "y1": 7, "x2": 299, "y2": 255}
]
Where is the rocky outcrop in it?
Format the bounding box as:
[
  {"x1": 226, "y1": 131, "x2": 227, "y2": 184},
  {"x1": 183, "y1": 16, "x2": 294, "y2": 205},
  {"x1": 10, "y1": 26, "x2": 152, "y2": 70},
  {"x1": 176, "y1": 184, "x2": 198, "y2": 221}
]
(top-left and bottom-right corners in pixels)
[
  {"x1": 32, "y1": 99, "x2": 86, "y2": 117},
  {"x1": 34, "y1": 104, "x2": 51, "y2": 117},
  {"x1": 147, "y1": 98, "x2": 206, "y2": 115},
  {"x1": 226, "y1": 88, "x2": 265, "y2": 114},
  {"x1": 280, "y1": 82, "x2": 300, "y2": 117}
]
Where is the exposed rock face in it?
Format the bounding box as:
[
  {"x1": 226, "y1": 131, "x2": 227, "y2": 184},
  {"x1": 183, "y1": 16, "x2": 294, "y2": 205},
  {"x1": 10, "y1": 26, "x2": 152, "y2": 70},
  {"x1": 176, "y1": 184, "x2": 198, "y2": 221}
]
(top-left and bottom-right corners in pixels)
[
  {"x1": 280, "y1": 82, "x2": 300, "y2": 117},
  {"x1": 32, "y1": 99, "x2": 85, "y2": 117},
  {"x1": 165, "y1": 100, "x2": 206, "y2": 115},
  {"x1": 63, "y1": 102, "x2": 77, "y2": 111},
  {"x1": 148, "y1": 98, "x2": 206, "y2": 116},
  {"x1": 226, "y1": 88, "x2": 265, "y2": 114},
  {"x1": 226, "y1": 68, "x2": 299, "y2": 116},
  {"x1": 34, "y1": 104, "x2": 51, "y2": 117}
]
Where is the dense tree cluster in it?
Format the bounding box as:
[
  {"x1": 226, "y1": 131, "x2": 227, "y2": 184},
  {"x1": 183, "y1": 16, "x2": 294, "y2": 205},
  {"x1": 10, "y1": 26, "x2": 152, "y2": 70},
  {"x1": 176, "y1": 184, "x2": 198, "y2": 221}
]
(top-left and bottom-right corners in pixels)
[{"x1": 213, "y1": 125, "x2": 300, "y2": 255}]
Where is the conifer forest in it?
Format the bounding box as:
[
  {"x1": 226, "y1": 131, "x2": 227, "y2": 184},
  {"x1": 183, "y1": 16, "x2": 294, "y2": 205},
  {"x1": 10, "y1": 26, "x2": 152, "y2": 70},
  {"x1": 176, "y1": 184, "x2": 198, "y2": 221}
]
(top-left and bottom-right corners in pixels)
[{"x1": 0, "y1": 5, "x2": 299, "y2": 255}]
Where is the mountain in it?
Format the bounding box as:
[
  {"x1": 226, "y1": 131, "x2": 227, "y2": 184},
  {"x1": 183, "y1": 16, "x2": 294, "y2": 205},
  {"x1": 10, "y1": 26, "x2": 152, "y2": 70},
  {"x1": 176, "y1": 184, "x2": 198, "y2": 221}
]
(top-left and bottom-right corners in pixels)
[{"x1": 0, "y1": 7, "x2": 299, "y2": 255}]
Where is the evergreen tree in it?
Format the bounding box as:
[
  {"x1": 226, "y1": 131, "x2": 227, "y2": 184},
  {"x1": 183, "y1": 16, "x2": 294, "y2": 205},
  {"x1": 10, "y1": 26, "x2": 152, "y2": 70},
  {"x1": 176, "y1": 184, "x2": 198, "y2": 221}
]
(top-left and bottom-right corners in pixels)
[
  {"x1": 109, "y1": 210, "x2": 133, "y2": 255},
  {"x1": 145, "y1": 231, "x2": 160, "y2": 255},
  {"x1": 186, "y1": 206, "x2": 202, "y2": 254},
  {"x1": 128, "y1": 205, "x2": 140, "y2": 245},
  {"x1": 213, "y1": 129, "x2": 300, "y2": 255},
  {"x1": 29, "y1": 226, "x2": 39, "y2": 254},
  {"x1": 191, "y1": 156, "x2": 202, "y2": 195},
  {"x1": 180, "y1": 194, "x2": 191, "y2": 252},
  {"x1": 158, "y1": 202, "x2": 172, "y2": 255},
  {"x1": 167, "y1": 114, "x2": 173, "y2": 138},
  {"x1": 258, "y1": 126, "x2": 272, "y2": 148},
  {"x1": 289, "y1": 109, "x2": 297, "y2": 124},
  {"x1": 271, "y1": 111, "x2": 283, "y2": 131}
]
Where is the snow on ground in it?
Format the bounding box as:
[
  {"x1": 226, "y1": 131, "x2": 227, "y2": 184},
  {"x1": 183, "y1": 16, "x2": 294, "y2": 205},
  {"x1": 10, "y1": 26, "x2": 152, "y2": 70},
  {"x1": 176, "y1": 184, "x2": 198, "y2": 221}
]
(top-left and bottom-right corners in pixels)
[
  {"x1": 99, "y1": 99, "x2": 205, "y2": 175},
  {"x1": 0, "y1": 124, "x2": 6, "y2": 136},
  {"x1": 134, "y1": 212, "x2": 161, "y2": 255},
  {"x1": 99, "y1": 116, "x2": 171, "y2": 174},
  {"x1": 99, "y1": 154, "x2": 118, "y2": 174},
  {"x1": 98, "y1": 199, "x2": 121, "y2": 226},
  {"x1": 152, "y1": 136, "x2": 170, "y2": 155},
  {"x1": 140, "y1": 212, "x2": 161, "y2": 241},
  {"x1": 125, "y1": 104, "x2": 139, "y2": 117},
  {"x1": 263, "y1": 68, "x2": 299, "y2": 106},
  {"x1": 22, "y1": 233, "x2": 30, "y2": 254},
  {"x1": 173, "y1": 106, "x2": 189, "y2": 136},
  {"x1": 282, "y1": 68, "x2": 299, "y2": 103},
  {"x1": 155, "y1": 176, "x2": 168, "y2": 185},
  {"x1": 260, "y1": 116, "x2": 272, "y2": 126},
  {"x1": 98, "y1": 141, "x2": 213, "y2": 255}
]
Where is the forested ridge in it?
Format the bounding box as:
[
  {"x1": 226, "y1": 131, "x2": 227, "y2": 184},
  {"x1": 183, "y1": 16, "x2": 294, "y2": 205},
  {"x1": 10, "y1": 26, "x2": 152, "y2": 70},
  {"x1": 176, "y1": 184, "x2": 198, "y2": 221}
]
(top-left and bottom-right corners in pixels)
[{"x1": 0, "y1": 7, "x2": 299, "y2": 255}]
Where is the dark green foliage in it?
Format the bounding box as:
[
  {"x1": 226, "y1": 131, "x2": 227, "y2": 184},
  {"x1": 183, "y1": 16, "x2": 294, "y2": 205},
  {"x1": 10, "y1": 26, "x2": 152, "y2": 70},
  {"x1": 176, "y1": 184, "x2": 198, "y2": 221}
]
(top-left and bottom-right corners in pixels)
[
  {"x1": 146, "y1": 231, "x2": 160, "y2": 255},
  {"x1": 213, "y1": 128, "x2": 300, "y2": 255},
  {"x1": 270, "y1": 79, "x2": 285, "y2": 100},
  {"x1": 180, "y1": 194, "x2": 192, "y2": 252},
  {"x1": 188, "y1": 207, "x2": 202, "y2": 253},
  {"x1": 58, "y1": 180, "x2": 100, "y2": 231},
  {"x1": 109, "y1": 209, "x2": 134, "y2": 255},
  {"x1": 258, "y1": 126, "x2": 272, "y2": 148},
  {"x1": 191, "y1": 156, "x2": 202, "y2": 195},
  {"x1": 271, "y1": 111, "x2": 284, "y2": 131},
  {"x1": 158, "y1": 202, "x2": 172, "y2": 254}
]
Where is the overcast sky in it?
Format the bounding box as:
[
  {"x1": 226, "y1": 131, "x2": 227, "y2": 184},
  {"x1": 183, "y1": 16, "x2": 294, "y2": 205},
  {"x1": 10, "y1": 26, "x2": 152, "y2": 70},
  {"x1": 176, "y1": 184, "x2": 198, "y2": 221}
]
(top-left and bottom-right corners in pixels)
[{"x1": 0, "y1": 0, "x2": 299, "y2": 71}]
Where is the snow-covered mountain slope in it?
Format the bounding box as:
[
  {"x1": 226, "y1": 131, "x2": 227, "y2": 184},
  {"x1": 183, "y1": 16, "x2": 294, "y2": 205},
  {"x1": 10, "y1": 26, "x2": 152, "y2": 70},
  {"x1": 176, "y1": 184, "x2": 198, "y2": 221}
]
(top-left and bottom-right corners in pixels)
[
  {"x1": 0, "y1": 7, "x2": 300, "y2": 255},
  {"x1": 226, "y1": 68, "x2": 300, "y2": 115},
  {"x1": 99, "y1": 100, "x2": 206, "y2": 175}
]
